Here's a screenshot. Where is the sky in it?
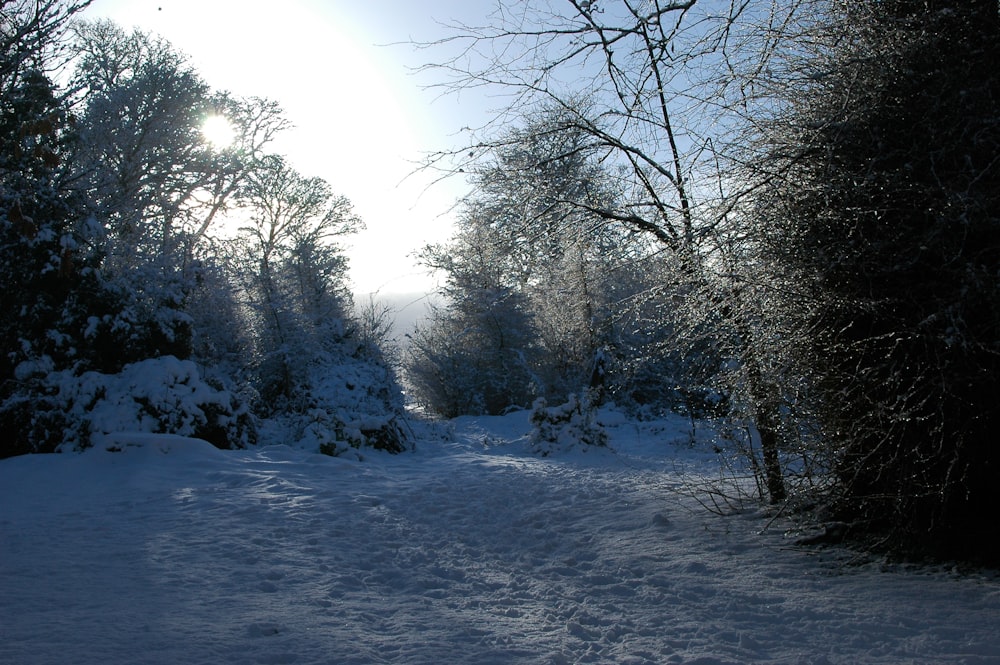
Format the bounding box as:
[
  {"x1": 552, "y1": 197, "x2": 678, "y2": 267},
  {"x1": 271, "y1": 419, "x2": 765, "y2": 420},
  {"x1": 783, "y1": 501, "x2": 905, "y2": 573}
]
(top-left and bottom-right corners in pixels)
[{"x1": 80, "y1": 0, "x2": 499, "y2": 295}]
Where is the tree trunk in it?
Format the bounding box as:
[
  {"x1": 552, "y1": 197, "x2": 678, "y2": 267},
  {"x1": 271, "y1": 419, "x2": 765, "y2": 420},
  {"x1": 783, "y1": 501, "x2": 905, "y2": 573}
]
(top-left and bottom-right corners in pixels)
[{"x1": 754, "y1": 403, "x2": 787, "y2": 504}]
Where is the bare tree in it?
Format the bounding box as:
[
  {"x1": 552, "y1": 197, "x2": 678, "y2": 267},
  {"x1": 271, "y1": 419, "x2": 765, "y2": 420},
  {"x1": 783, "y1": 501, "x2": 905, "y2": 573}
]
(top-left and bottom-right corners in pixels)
[
  {"x1": 0, "y1": 0, "x2": 91, "y2": 96},
  {"x1": 415, "y1": 0, "x2": 827, "y2": 501},
  {"x1": 69, "y1": 20, "x2": 290, "y2": 266}
]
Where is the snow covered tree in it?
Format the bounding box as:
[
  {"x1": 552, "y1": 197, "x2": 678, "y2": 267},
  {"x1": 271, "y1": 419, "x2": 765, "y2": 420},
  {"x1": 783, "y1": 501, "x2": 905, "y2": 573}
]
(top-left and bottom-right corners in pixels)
[
  {"x1": 65, "y1": 21, "x2": 289, "y2": 369},
  {"x1": 0, "y1": 48, "x2": 255, "y2": 457},
  {"x1": 407, "y1": 108, "x2": 649, "y2": 416},
  {"x1": 470, "y1": 111, "x2": 624, "y2": 401},
  {"x1": 70, "y1": 21, "x2": 287, "y2": 255},
  {"x1": 227, "y1": 156, "x2": 409, "y2": 453},
  {"x1": 414, "y1": 1, "x2": 823, "y2": 500},
  {"x1": 227, "y1": 155, "x2": 358, "y2": 407},
  {"x1": 0, "y1": 1, "x2": 89, "y2": 96},
  {"x1": 756, "y1": 0, "x2": 1000, "y2": 559},
  {"x1": 72, "y1": 21, "x2": 246, "y2": 256},
  {"x1": 71, "y1": 22, "x2": 207, "y2": 237},
  {"x1": 0, "y1": 4, "x2": 406, "y2": 457},
  {"x1": 0, "y1": 1, "x2": 126, "y2": 456},
  {"x1": 407, "y1": 207, "x2": 540, "y2": 416}
]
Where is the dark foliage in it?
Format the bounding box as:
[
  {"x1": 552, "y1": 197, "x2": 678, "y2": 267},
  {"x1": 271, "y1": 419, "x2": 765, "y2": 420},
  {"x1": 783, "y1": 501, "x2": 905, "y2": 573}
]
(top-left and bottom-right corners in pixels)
[{"x1": 764, "y1": 1, "x2": 1000, "y2": 561}]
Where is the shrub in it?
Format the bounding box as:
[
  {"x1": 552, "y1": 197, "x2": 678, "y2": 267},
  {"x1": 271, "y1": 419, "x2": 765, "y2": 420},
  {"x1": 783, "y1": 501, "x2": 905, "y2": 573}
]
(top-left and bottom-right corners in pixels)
[
  {"x1": 529, "y1": 391, "x2": 607, "y2": 456},
  {"x1": 1, "y1": 355, "x2": 255, "y2": 456}
]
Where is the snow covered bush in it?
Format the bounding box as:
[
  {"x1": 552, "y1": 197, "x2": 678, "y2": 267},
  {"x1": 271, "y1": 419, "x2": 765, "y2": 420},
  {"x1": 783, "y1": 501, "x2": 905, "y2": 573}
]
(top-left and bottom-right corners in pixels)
[
  {"x1": 265, "y1": 340, "x2": 411, "y2": 456},
  {"x1": 31, "y1": 356, "x2": 254, "y2": 453},
  {"x1": 311, "y1": 350, "x2": 410, "y2": 454},
  {"x1": 529, "y1": 391, "x2": 607, "y2": 456}
]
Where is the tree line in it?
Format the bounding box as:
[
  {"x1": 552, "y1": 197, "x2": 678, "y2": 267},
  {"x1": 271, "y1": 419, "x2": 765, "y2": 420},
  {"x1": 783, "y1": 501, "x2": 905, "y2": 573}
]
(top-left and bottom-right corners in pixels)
[
  {"x1": 401, "y1": 0, "x2": 1000, "y2": 564},
  {"x1": 1, "y1": 0, "x2": 406, "y2": 458}
]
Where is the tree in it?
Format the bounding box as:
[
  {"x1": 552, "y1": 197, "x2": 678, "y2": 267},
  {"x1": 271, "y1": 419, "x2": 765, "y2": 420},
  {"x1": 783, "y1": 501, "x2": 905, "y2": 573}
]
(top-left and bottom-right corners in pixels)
[
  {"x1": 417, "y1": 1, "x2": 818, "y2": 500},
  {"x1": 0, "y1": 1, "x2": 90, "y2": 97},
  {"x1": 227, "y1": 155, "x2": 359, "y2": 406},
  {"x1": 70, "y1": 21, "x2": 287, "y2": 260},
  {"x1": 464, "y1": 110, "x2": 628, "y2": 401},
  {"x1": 0, "y1": 68, "x2": 103, "y2": 375},
  {"x1": 407, "y1": 109, "x2": 650, "y2": 416},
  {"x1": 756, "y1": 0, "x2": 1000, "y2": 559},
  {"x1": 225, "y1": 155, "x2": 409, "y2": 453},
  {"x1": 71, "y1": 20, "x2": 213, "y2": 262},
  {"x1": 64, "y1": 22, "x2": 290, "y2": 370},
  {"x1": 63, "y1": 20, "x2": 297, "y2": 367},
  {"x1": 0, "y1": 4, "x2": 407, "y2": 457},
  {"x1": 0, "y1": 0, "x2": 134, "y2": 455},
  {"x1": 407, "y1": 208, "x2": 541, "y2": 416},
  {"x1": 423, "y1": 1, "x2": 708, "y2": 256}
]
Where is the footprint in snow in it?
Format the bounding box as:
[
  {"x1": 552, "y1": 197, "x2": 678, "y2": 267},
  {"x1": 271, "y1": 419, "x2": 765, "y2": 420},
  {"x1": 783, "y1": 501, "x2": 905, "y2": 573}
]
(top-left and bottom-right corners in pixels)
[
  {"x1": 246, "y1": 622, "x2": 284, "y2": 637},
  {"x1": 650, "y1": 513, "x2": 670, "y2": 528},
  {"x1": 257, "y1": 568, "x2": 285, "y2": 592}
]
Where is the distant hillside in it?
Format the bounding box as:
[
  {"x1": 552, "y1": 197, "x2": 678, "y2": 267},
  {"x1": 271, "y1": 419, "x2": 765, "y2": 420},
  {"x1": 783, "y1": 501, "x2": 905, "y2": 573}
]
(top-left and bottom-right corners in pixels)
[{"x1": 355, "y1": 292, "x2": 440, "y2": 342}]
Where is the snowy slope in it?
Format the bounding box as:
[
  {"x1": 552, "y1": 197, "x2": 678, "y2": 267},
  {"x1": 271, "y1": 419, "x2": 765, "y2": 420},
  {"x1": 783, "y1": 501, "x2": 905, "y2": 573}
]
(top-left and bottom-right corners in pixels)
[{"x1": 2, "y1": 410, "x2": 999, "y2": 665}]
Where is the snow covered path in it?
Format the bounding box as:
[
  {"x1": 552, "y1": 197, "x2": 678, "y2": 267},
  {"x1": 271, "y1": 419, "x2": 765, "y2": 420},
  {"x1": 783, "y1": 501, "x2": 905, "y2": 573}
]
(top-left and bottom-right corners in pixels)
[{"x1": 2, "y1": 413, "x2": 999, "y2": 664}]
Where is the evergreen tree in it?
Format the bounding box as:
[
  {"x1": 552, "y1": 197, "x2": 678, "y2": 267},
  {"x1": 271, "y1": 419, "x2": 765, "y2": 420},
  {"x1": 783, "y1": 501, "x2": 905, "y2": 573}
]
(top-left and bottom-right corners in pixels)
[{"x1": 0, "y1": 2, "x2": 134, "y2": 455}]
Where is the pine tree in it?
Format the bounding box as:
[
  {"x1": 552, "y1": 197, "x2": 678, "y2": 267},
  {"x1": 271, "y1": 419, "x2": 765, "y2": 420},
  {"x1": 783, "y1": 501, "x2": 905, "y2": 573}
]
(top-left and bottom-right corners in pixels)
[{"x1": 0, "y1": 66, "x2": 124, "y2": 455}]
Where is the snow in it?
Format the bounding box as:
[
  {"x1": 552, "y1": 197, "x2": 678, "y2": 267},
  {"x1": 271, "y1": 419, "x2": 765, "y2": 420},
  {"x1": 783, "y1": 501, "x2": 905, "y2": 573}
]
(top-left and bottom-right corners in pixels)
[
  {"x1": 42, "y1": 356, "x2": 252, "y2": 452},
  {"x1": 2, "y1": 408, "x2": 999, "y2": 664}
]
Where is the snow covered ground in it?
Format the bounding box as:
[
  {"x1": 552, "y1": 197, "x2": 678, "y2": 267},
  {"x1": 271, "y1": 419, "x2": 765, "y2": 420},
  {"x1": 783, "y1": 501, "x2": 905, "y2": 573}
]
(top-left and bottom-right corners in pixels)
[{"x1": 2, "y1": 409, "x2": 999, "y2": 665}]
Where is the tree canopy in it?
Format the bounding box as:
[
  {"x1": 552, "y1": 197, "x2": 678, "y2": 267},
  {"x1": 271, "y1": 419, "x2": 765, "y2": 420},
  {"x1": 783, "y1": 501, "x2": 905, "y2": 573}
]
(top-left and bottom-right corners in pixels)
[{"x1": 0, "y1": 0, "x2": 408, "y2": 457}]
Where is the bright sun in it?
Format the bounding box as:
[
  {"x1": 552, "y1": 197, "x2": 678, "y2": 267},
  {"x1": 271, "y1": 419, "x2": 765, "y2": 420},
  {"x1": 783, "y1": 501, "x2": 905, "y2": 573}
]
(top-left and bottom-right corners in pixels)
[{"x1": 201, "y1": 115, "x2": 235, "y2": 149}]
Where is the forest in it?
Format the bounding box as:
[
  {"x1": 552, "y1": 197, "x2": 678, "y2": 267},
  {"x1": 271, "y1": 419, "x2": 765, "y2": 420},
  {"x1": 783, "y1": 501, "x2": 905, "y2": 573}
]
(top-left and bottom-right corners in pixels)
[{"x1": 2, "y1": 0, "x2": 999, "y2": 566}]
